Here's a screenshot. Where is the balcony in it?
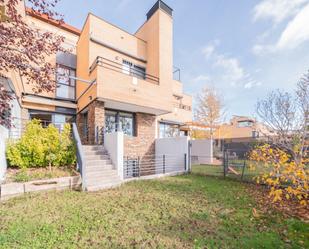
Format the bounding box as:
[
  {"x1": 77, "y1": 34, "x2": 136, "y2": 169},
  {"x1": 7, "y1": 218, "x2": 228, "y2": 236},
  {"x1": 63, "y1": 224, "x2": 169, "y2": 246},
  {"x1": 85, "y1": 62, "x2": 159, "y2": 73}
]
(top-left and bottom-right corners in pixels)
[{"x1": 89, "y1": 56, "x2": 173, "y2": 115}]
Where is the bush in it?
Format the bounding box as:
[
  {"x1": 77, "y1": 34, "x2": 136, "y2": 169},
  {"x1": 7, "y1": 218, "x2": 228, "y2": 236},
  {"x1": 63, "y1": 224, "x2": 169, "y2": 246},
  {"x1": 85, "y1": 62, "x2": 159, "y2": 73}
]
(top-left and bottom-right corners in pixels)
[{"x1": 6, "y1": 119, "x2": 76, "y2": 168}]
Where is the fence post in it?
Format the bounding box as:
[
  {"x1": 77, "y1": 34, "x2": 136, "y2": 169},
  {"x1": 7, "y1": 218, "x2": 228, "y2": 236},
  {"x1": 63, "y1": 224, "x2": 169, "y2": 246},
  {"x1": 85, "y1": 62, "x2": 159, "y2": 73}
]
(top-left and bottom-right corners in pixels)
[
  {"x1": 223, "y1": 150, "x2": 227, "y2": 178},
  {"x1": 241, "y1": 160, "x2": 246, "y2": 181},
  {"x1": 184, "y1": 153, "x2": 187, "y2": 172},
  {"x1": 163, "y1": 154, "x2": 165, "y2": 174},
  {"x1": 126, "y1": 156, "x2": 129, "y2": 178},
  {"x1": 138, "y1": 156, "x2": 140, "y2": 177}
]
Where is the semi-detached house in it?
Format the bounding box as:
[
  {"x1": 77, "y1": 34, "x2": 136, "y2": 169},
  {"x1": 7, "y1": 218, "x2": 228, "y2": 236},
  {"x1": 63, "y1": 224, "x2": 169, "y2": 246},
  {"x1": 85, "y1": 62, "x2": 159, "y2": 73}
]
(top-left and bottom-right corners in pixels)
[{"x1": 0, "y1": 1, "x2": 193, "y2": 189}]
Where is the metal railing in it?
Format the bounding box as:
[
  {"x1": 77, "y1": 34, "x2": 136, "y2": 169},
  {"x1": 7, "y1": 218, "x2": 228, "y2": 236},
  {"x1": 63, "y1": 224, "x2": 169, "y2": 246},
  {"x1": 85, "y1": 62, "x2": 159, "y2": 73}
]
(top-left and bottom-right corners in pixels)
[
  {"x1": 173, "y1": 66, "x2": 181, "y2": 81},
  {"x1": 89, "y1": 56, "x2": 160, "y2": 85},
  {"x1": 72, "y1": 123, "x2": 86, "y2": 190},
  {"x1": 123, "y1": 153, "x2": 188, "y2": 179}
]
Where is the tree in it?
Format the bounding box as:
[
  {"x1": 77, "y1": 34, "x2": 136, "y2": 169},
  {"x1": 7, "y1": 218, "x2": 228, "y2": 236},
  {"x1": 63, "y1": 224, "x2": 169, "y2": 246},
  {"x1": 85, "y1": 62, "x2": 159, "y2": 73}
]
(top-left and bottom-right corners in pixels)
[
  {"x1": 256, "y1": 72, "x2": 308, "y2": 164},
  {"x1": 0, "y1": 0, "x2": 64, "y2": 127},
  {"x1": 194, "y1": 86, "x2": 225, "y2": 137},
  {"x1": 250, "y1": 71, "x2": 309, "y2": 205}
]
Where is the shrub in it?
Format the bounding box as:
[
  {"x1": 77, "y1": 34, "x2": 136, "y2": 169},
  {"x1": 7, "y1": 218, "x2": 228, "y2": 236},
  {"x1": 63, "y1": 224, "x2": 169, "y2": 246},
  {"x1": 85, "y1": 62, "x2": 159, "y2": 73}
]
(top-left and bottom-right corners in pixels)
[
  {"x1": 6, "y1": 119, "x2": 76, "y2": 168},
  {"x1": 248, "y1": 144, "x2": 308, "y2": 206}
]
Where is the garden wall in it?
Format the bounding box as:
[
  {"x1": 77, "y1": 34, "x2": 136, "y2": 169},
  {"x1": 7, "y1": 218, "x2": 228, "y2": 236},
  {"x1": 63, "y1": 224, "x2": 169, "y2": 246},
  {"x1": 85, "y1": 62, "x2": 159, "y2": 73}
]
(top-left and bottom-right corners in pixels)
[{"x1": 0, "y1": 176, "x2": 81, "y2": 201}]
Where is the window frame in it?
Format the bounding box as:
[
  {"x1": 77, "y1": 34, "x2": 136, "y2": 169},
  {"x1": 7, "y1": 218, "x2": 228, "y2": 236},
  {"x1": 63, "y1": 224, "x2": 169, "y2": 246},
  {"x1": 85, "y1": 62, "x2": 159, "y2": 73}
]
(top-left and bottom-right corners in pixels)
[
  {"x1": 159, "y1": 122, "x2": 181, "y2": 138},
  {"x1": 105, "y1": 109, "x2": 136, "y2": 137},
  {"x1": 56, "y1": 64, "x2": 76, "y2": 100}
]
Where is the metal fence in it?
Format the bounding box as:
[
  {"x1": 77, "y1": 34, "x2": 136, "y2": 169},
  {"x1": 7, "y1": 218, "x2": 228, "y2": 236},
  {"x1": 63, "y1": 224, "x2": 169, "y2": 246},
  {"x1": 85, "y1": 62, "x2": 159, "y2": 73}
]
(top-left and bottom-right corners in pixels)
[
  {"x1": 191, "y1": 149, "x2": 264, "y2": 183},
  {"x1": 123, "y1": 154, "x2": 188, "y2": 179}
]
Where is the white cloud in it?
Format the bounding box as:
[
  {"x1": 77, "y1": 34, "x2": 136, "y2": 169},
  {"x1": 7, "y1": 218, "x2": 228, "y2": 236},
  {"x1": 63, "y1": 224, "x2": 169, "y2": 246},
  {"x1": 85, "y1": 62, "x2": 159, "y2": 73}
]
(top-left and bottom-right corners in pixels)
[
  {"x1": 253, "y1": 3, "x2": 309, "y2": 54},
  {"x1": 277, "y1": 3, "x2": 309, "y2": 49},
  {"x1": 244, "y1": 80, "x2": 262, "y2": 89},
  {"x1": 215, "y1": 55, "x2": 245, "y2": 83},
  {"x1": 201, "y1": 42, "x2": 261, "y2": 89},
  {"x1": 192, "y1": 75, "x2": 210, "y2": 83},
  {"x1": 253, "y1": 0, "x2": 308, "y2": 24},
  {"x1": 202, "y1": 39, "x2": 220, "y2": 59}
]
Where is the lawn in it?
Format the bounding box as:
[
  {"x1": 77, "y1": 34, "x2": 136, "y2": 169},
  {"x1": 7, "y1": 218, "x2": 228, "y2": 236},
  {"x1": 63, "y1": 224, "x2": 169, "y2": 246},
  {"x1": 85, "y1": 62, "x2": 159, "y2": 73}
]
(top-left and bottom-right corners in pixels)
[{"x1": 0, "y1": 167, "x2": 308, "y2": 249}]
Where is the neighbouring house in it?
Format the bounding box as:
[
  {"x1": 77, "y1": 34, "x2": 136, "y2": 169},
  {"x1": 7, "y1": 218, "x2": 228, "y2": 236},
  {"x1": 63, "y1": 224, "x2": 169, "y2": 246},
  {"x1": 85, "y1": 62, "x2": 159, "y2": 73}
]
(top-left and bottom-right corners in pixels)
[
  {"x1": 213, "y1": 115, "x2": 273, "y2": 155},
  {"x1": 0, "y1": 1, "x2": 193, "y2": 189}
]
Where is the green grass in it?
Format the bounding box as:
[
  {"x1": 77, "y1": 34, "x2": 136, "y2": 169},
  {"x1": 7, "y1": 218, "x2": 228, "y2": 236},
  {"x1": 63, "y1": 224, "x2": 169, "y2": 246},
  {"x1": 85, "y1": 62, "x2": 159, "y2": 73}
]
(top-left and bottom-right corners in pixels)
[{"x1": 0, "y1": 167, "x2": 308, "y2": 249}]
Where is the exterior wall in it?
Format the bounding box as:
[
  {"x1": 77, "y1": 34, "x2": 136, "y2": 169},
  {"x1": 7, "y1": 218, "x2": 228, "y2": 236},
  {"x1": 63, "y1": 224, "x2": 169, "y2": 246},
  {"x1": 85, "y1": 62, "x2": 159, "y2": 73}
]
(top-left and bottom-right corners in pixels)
[
  {"x1": 159, "y1": 92, "x2": 192, "y2": 124},
  {"x1": 191, "y1": 139, "x2": 213, "y2": 164},
  {"x1": 96, "y1": 66, "x2": 172, "y2": 113},
  {"x1": 155, "y1": 136, "x2": 189, "y2": 172},
  {"x1": 76, "y1": 100, "x2": 105, "y2": 144},
  {"x1": 124, "y1": 113, "x2": 156, "y2": 157}
]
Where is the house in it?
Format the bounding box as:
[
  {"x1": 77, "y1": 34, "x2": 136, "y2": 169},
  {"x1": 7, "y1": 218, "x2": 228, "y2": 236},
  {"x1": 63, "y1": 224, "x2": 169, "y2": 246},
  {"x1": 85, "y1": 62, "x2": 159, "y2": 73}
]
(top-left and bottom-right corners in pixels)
[
  {"x1": 0, "y1": 1, "x2": 193, "y2": 188},
  {"x1": 213, "y1": 115, "x2": 273, "y2": 155}
]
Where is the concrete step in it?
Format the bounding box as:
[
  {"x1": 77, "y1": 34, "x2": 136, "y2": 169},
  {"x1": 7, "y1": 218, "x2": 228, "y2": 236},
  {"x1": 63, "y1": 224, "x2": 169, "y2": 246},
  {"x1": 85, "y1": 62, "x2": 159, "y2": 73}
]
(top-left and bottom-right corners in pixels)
[
  {"x1": 84, "y1": 150, "x2": 109, "y2": 156},
  {"x1": 86, "y1": 177, "x2": 121, "y2": 188},
  {"x1": 86, "y1": 170, "x2": 118, "y2": 178},
  {"x1": 84, "y1": 155, "x2": 110, "y2": 161},
  {"x1": 86, "y1": 165, "x2": 114, "y2": 172},
  {"x1": 83, "y1": 145, "x2": 107, "y2": 152},
  {"x1": 86, "y1": 160, "x2": 112, "y2": 166},
  {"x1": 86, "y1": 181, "x2": 123, "y2": 192}
]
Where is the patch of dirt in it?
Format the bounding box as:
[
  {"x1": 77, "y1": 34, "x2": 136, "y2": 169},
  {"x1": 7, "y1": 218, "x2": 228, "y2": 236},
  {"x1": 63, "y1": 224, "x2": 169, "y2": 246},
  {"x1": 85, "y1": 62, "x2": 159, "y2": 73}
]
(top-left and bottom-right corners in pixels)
[
  {"x1": 4, "y1": 166, "x2": 79, "y2": 183},
  {"x1": 247, "y1": 183, "x2": 309, "y2": 222}
]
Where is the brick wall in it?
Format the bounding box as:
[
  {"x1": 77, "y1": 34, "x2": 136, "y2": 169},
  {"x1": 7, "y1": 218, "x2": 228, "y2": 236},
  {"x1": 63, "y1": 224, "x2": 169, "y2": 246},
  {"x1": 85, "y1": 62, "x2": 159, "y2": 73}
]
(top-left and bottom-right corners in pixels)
[
  {"x1": 124, "y1": 113, "x2": 156, "y2": 158},
  {"x1": 76, "y1": 100, "x2": 105, "y2": 145},
  {"x1": 124, "y1": 113, "x2": 156, "y2": 175}
]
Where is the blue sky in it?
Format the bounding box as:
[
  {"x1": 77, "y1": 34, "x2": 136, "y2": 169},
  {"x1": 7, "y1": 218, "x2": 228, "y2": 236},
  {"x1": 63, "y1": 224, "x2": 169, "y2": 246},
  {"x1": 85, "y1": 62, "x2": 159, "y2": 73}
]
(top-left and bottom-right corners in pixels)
[{"x1": 55, "y1": 0, "x2": 309, "y2": 119}]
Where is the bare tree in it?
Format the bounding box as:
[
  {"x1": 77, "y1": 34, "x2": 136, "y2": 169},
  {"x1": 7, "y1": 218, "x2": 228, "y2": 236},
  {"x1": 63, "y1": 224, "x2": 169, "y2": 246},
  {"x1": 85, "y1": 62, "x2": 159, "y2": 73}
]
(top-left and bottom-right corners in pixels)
[
  {"x1": 256, "y1": 71, "x2": 309, "y2": 164},
  {"x1": 0, "y1": 0, "x2": 65, "y2": 127},
  {"x1": 194, "y1": 86, "x2": 225, "y2": 137}
]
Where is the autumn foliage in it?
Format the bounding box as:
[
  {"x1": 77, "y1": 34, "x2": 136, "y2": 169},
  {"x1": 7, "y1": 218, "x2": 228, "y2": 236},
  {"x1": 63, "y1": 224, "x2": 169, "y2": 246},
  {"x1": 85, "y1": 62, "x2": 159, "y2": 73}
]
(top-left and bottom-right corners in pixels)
[
  {"x1": 249, "y1": 144, "x2": 308, "y2": 206},
  {"x1": 0, "y1": 0, "x2": 64, "y2": 126}
]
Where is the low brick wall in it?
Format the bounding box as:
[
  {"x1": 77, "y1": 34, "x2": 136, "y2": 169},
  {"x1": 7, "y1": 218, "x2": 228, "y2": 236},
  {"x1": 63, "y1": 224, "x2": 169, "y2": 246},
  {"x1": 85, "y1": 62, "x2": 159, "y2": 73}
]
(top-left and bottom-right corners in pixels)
[{"x1": 0, "y1": 176, "x2": 81, "y2": 201}]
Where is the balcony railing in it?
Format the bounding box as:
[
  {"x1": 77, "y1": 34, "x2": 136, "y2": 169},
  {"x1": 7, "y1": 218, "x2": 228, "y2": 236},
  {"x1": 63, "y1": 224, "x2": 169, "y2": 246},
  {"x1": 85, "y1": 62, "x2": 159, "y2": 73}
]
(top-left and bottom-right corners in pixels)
[
  {"x1": 173, "y1": 66, "x2": 181, "y2": 81},
  {"x1": 89, "y1": 56, "x2": 159, "y2": 85}
]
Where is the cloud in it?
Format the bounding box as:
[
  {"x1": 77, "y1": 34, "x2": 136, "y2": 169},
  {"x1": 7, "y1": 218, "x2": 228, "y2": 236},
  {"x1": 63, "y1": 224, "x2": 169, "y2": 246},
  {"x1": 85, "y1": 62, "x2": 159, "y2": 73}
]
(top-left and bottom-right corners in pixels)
[
  {"x1": 244, "y1": 80, "x2": 262, "y2": 89},
  {"x1": 201, "y1": 42, "x2": 260, "y2": 89},
  {"x1": 202, "y1": 39, "x2": 220, "y2": 59},
  {"x1": 214, "y1": 55, "x2": 245, "y2": 83},
  {"x1": 192, "y1": 75, "x2": 210, "y2": 83},
  {"x1": 253, "y1": 0, "x2": 308, "y2": 24},
  {"x1": 277, "y1": 3, "x2": 309, "y2": 49},
  {"x1": 253, "y1": 3, "x2": 309, "y2": 55},
  {"x1": 116, "y1": 0, "x2": 132, "y2": 11}
]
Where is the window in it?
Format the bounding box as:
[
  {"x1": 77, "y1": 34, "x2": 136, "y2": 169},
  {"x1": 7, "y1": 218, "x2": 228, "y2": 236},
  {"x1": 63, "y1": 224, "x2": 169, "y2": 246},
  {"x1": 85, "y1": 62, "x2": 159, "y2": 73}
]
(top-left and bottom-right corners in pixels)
[
  {"x1": 105, "y1": 110, "x2": 135, "y2": 136},
  {"x1": 237, "y1": 120, "x2": 253, "y2": 128},
  {"x1": 159, "y1": 122, "x2": 180, "y2": 138},
  {"x1": 252, "y1": 131, "x2": 259, "y2": 138},
  {"x1": 29, "y1": 111, "x2": 75, "y2": 129},
  {"x1": 122, "y1": 60, "x2": 146, "y2": 80},
  {"x1": 56, "y1": 65, "x2": 76, "y2": 100}
]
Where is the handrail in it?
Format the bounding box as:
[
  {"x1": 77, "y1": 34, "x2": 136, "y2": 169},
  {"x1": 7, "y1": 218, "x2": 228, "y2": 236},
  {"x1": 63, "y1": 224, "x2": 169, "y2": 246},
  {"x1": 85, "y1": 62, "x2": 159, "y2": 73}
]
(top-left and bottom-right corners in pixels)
[
  {"x1": 89, "y1": 56, "x2": 160, "y2": 85},
  {"x1": 72, "y1": 123, "x2": 87, "y2": 190}
]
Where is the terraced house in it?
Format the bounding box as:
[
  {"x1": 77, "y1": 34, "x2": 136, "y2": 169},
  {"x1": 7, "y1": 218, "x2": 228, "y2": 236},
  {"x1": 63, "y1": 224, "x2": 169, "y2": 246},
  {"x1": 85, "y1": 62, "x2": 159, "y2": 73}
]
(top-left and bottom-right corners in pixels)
[{"x1": 0, "y1": 1, "x2": 193, "y2": 189}]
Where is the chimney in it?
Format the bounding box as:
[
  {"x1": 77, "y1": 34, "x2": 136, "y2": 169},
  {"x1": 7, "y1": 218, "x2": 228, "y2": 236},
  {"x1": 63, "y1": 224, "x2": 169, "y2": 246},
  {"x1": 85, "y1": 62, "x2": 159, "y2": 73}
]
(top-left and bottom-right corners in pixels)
[{"x1": 146, "y1": 0, "x2": 173, "y2": 20}]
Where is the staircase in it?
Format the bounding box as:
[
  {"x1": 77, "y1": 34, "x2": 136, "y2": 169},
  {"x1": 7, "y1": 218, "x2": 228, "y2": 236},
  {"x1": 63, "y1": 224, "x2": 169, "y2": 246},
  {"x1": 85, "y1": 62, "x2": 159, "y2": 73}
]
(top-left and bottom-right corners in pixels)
[{"x1": 83, "y1": 145, "x2": 122, "y2": 191}]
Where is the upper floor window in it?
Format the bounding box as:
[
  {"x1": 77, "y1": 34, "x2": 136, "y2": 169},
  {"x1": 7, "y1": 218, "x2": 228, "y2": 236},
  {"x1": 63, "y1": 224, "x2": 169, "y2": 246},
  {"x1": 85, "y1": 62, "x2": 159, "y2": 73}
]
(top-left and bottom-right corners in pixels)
[
  {"x1": 56, "y1": 64, "x2": 76, "y2": 100},
  {"x1": 122, "y1": 60, "x2": 146, "y2": 80},
  {"x1": 237, "y1": 120, "x2": 253, "y2": 128},
  {"x1": 252, "y1": 131, "x2": 259, "y2": 138}
]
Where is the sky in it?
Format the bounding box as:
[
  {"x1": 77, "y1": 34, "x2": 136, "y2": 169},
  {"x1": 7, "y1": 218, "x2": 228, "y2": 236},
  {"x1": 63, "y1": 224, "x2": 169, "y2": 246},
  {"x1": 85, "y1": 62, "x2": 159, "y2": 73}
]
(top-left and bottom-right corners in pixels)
[{"x1": 54, "y1": 0, "x2": 309, "y2": 119}]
